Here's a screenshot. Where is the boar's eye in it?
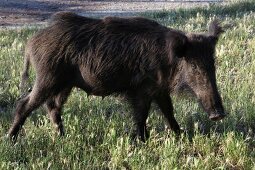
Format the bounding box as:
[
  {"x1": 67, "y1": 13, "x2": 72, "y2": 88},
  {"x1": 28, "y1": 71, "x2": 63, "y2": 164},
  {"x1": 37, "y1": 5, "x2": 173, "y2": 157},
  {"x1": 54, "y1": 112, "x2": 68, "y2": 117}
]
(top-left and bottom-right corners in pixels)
[{"x1": 191, "y1": 62, "x2": 197, "y2": 69}]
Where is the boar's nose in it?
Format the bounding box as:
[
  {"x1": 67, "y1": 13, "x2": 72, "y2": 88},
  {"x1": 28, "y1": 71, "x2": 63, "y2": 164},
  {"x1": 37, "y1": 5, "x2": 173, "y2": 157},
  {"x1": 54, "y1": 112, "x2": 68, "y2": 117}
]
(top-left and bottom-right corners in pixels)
[{"x1": 209, "y1": 110, "x2": 227, "y2": 121}]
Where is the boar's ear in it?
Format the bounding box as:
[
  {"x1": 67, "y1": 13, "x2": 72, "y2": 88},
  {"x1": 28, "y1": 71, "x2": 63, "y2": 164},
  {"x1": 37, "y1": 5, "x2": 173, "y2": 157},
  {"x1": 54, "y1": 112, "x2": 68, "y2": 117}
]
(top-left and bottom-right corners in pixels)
[
  {"x1": 168, "y1": 32, "x2": 189, "y2": 58},
  {"x1": 208, "y1": 20, "x2": 224, "y2": 41}
]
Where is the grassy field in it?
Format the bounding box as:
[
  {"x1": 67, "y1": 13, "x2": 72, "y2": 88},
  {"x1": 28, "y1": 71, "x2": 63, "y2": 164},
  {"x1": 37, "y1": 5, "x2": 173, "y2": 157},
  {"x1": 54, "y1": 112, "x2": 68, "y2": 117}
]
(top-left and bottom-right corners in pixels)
[{"x1": 0, "y1": 1, "x2": 255, "y2": 169}]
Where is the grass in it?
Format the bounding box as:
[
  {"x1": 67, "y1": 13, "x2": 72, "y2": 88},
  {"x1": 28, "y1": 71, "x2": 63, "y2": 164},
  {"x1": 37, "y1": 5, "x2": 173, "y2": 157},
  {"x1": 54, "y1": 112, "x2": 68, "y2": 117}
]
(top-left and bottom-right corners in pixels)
[{"x1": 0, "y1": 0, "x2": 255, "y2": 169}]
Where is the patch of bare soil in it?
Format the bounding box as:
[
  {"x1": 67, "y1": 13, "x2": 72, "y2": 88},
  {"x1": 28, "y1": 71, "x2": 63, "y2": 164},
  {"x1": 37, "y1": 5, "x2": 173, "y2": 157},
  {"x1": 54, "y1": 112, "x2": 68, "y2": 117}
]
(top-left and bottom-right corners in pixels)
[{"x1": 0, "y1": 0, "x2": 222, "y2": 27}]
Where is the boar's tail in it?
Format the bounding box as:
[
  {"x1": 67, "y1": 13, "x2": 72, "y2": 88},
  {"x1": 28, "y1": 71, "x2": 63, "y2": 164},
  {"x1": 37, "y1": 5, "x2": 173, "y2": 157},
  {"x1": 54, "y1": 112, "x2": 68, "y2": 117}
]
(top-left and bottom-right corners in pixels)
[{"x1": 19, "y1": 51, "x2": 31, "y2": 94}]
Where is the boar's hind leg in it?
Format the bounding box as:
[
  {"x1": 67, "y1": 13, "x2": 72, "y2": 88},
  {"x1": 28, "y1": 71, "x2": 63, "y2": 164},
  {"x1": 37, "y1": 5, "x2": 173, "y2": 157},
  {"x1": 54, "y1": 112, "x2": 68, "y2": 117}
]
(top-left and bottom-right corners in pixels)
[
  {"x1": 8, "y1": 81, "x2": 53, "y2": 141},
  {"x1": 155, "y1": 93, "x2": 181, "y2": 135},
  {"x1": 44, "y1": 87, "x2": 72, "y2": 136},
  {"x1": 129, "y1": 94, "x2": 152, "y2": 142}
]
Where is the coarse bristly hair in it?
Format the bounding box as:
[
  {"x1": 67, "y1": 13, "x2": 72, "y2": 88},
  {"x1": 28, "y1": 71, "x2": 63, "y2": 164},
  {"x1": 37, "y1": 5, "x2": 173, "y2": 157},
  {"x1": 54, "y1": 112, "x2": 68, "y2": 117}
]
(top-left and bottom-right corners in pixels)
[{"x1": 29, "y1": 12, "x2": 189, "y2": 95}]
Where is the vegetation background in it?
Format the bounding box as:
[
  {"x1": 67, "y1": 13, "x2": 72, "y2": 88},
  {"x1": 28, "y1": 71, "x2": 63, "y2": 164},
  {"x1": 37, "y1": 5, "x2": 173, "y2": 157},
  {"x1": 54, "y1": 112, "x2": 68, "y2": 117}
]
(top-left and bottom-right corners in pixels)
[{"x1": 0, "y1": 0, "x2": 254, "y2": 169}]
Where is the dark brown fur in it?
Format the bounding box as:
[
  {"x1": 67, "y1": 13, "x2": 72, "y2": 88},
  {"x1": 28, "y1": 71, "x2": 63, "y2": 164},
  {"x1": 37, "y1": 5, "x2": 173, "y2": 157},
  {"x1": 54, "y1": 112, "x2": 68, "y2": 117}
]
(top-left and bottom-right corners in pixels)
[{"x1": 8, "y1": 12, "x2": 226, "y2": 141}]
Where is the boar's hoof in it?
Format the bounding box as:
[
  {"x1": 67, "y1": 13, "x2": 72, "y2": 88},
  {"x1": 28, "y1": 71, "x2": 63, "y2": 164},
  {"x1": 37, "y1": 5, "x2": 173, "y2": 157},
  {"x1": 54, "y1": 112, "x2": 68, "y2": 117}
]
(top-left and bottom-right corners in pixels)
[{"x1": 209, "y1": 112, "x2": 226, "y2": 121}]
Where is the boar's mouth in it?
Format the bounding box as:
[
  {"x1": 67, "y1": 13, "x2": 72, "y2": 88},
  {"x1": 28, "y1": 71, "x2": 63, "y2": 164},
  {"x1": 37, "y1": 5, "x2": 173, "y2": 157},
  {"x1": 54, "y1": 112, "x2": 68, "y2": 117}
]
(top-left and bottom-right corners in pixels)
[
  {"x1": 209, "y1": 109, "x2": 226, "y2": 121},
  {"x1": 198, "y1": 97, "x2": 226, "y2": 121},
  {"x1": 172, "y1": 83, "x2": 226, "y2": 121}
]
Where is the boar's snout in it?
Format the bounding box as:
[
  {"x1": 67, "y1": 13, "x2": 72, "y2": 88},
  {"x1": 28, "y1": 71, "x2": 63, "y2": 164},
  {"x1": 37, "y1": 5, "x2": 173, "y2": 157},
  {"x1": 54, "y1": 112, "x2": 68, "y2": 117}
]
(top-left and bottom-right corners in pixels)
[{"x1": 209, "y1": 109, "x2": 226, "y2": 121}]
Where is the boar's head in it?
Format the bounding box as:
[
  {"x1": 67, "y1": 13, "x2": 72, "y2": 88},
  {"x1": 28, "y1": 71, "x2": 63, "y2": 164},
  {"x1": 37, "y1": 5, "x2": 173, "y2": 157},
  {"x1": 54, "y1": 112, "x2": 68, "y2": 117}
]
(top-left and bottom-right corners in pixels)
[{"x1": 173, "y1": 20, "x2": 226, "y2": 121}]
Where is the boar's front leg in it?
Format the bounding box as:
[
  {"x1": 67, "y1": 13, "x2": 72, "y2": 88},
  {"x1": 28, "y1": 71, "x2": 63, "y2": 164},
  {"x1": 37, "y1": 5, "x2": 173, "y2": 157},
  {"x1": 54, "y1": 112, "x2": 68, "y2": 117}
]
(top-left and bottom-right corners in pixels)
[
  {"x1": 128, "y1": 93, "x2": 152, "y2": 142},
  {"x1": 155, "y1": 92, "x2": 181, "y2": 135}
]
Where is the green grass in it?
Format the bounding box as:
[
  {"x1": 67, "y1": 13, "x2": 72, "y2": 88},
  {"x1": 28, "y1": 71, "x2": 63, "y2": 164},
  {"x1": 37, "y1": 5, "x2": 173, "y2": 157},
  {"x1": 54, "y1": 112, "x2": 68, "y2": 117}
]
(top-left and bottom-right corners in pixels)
[{"x1": 0, "y1": 1, "x2": 255, "y2": 169}]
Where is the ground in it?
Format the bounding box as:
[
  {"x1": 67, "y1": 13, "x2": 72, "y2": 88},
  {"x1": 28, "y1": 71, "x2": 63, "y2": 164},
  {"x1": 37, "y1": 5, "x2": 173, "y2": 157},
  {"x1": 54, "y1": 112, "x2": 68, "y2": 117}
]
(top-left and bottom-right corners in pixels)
[{"x1": 0, "y1": 0, "x2": 222, "y2": 27}]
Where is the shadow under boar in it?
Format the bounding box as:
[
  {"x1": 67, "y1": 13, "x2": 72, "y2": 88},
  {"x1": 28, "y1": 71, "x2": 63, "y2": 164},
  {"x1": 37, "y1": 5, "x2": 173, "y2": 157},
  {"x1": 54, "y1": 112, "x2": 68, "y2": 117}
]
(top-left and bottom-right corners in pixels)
[{"x1": 8, "y1": 12, "x2": 226, "y2": 142}]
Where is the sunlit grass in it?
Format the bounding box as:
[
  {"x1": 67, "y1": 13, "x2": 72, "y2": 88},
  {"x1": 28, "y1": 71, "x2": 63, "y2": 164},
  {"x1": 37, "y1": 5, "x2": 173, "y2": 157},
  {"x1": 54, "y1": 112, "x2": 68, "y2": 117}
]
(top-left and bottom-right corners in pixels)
[{"x1": 0, "y1": 1, "x2": 255, "y2": 169}]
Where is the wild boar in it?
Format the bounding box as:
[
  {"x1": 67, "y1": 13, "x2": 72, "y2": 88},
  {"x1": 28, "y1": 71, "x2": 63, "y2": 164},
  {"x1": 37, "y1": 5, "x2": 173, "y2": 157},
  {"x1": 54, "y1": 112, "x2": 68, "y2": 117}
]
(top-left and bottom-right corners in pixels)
[{"x1": 8, "y1": 12, "x2": 226, "y2": 141}]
